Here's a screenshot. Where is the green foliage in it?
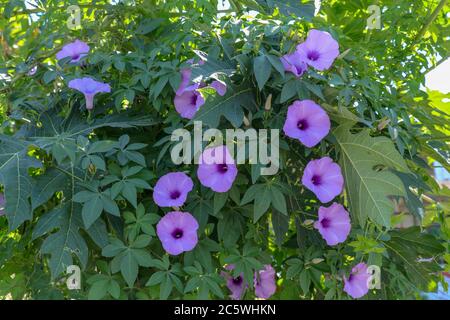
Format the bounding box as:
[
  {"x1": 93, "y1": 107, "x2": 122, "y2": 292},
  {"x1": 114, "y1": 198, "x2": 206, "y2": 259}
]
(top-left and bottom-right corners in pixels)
[{"x1": 0, "y1": 0, "x2": 449, "y2": 300}]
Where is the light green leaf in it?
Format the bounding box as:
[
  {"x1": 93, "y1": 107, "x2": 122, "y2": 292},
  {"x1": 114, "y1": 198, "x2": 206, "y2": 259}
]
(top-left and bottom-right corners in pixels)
[{"x1": 334, "y1": 125, "x2": 409, "y2": 227}]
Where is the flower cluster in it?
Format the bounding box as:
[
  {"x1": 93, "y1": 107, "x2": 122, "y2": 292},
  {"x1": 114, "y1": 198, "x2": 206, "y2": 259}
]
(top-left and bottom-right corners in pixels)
[
  {"x1": 173, "y1": 59, "x2": 227, "y2": 119},
  {"x1": 280, "y1": 30, "x2": 369, "y2": 299},
  {"x1": 57, "y1": 39, "x2": 110, "y2": 110},
  {"x1": 54, "y1": 30, "x2": 362, "y2": 300},
  {"x1": 281, "y1": 29, "x2": 340, "y2": 76},
  {"x1": 222, "y1": 264, "x2": 277, "y2": 300}
]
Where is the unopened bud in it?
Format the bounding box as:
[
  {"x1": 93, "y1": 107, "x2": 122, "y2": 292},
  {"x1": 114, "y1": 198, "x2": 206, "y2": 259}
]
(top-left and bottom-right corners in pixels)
[
  {"x1": 303, "y1": 219, "x2": 315, "y2": 226},
  {"x1": 264, "y1": 94, "x2": 272, "y2": 111},
  {"x1": 311, "y1": 258, "x2": 324, "y2": 264},
  {"x1": 243, "y1": 115, "x2": 250, "y2": 127}
]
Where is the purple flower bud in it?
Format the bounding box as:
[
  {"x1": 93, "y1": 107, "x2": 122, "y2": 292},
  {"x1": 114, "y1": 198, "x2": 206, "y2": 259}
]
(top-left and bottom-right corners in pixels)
[
  {"x1": 68, "y1": 77, "x2": 111, "y2": 110},
  {"x1": 156, "y1": 211, "x2": 199, "y2": 256},
  {"x1": 302, "y1": 157, "x2": 344, "y2": 203},
  {"x1": 314, "y1": 202, "x2": 351, "y2": 246}
]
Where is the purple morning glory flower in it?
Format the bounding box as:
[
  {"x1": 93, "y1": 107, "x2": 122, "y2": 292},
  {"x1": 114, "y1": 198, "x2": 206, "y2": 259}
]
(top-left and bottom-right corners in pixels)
[
  {"x1": 174, "y1": 61, "x2": 224, "y2": 119},
  {"x1": 210, "y1": 80, "x2": 227, "y2": 96},
  {"x1": 174, "y1": 83, "x2": 205, "y2": 119},
  {"x1": 302, "y1": 157, "x2": 344, "y2": 203},
  {"x1": 221, "y1": 264, "x2": 247, "y2": 300},
  {"x1": 176, "y1": 66, "x2": 193, "y2": 95},
  {"x1": 314, "y1": 202, "x2": 351, "y2": 246},
  {"x1": 0, "y1": 193, "x2": 5, "y2": 216},
  {"x1": 153, "y1": 172, "x2": 194, "y2": 208},
  {"x1": 254, "y1": 265, "x2": 277, "y2": 299},
  {"x1": 296, "y1": 29, "x2": 339, "y2": 71},
  {"x1": 283, "y1": 100, "x2": 331, "y2": 148},
  {"x1": 344, "y1": 263, "x2": 370, "y2": 299},
  {"x1": 280, "y1": 51, "x2": 308, "y2": 77},
  {"x1": 56, "y1": 39, "x2": 90, "y2": 63},
  {"x1": 68, "y1": 77, "x2": 111, "y2": 110},
  {"x1": 197, "y1": 145, "x2": 238, "y2": 193},
  {"x1": 156, "y1": 211, "x2": 199, "y2": 256}
]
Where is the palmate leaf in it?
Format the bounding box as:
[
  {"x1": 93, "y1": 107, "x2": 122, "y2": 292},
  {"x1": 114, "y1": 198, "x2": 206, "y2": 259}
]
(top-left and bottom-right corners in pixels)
[
  {"x1": 333, "y1": 124, "x2": 409, "y2": 228},
  {"x1": 384, "y1": 227, "x2": 444, "y2": 289},
  {"x1": 0, "y1": 135, "x2": 42, "y2": 230},
  {"x1": 258, "y1": 0, "x2": 315, "y2": 20},
  {"x1": 192, "y1": 83, "x2": 256, "y2": 128},
  {"x1": 23, "y1": 108, "x2": 156, "y2": 160},
  {"x1": 32, "y1": 165, "x2": 109, "y2": 277}
]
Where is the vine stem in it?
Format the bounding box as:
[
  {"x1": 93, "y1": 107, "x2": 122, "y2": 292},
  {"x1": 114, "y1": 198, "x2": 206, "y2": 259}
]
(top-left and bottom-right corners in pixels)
[{"x1": 413, "y1": 0, "x2": 448, "y2": 44}]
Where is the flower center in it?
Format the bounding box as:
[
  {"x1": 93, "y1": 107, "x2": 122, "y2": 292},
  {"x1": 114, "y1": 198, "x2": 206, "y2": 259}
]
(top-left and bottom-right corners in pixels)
[
  {"x1": 295, "y1": 64, "x2": 305, "y2": 74},
  {"x1": 217, "y1": 164, "x2": 228, "y2": 173},
  {"x1": 307, "y1": 50, "x2": 320, "y2": 61},
  {"x1": 311, "y1": 174, "x2": 322, "y2": 186},
  {"x1": 170, "y1": 190, "x2": 181, "y2": 200},
  {"x1": 72, "y1": 54, "x2": 80, "y2": 60},
  {"x1": 171, "y1": 228, "x2": 184, "y2": 239},
  {"x1": 321, "y1": 218, "x2": 331, "y2": 228},
  {"x1": 191, "y1": 93, "x2": 198, "y2": 105},
  {"x1": 232, "y1": 276, "x2": 243, "y2": 285},
  {"x1": 297, "y1": 119, "x2": 309, "y2": 130}
]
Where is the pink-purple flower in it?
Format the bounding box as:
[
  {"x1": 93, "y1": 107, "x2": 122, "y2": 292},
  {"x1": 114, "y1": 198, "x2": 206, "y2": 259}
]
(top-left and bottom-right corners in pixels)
[
  {"x1": 174, "y1": 60, "x2": 227, "y2": 119},
  {"x1": 153, "y1": 172, "x2": 193, "y2": 208},
  {"x1": 280, "y1": 51, "x2": 307, "y2": 77},
  {"x1": 56, "y1": 39, "x2": 90, "y2": 63},
  {"x1": 283, "y1": 100, "x2": 331, "y2": 148},
  {"x1": 210, "y1": 80, "x2": 227, "y2": 96},
  {"x1": 302, "y1": 157, "x2": 344, "y2": 203},
  {"x1": 343, "y1": 263, "x2": 370, "y2": 299},
  {"x1": 314, "y1": 202, "x2": 351, "y2": 246},
  {"x1": 254, "y1": 265, "x2": 277, "y2": 299},
  {"x1": 68, "y1": 77, "x2": 111, "y2": 110},
  {"x1": 156, "y1": 211, "x2": 199, "y2": 256},
  {"x1": 174, "y1": 83, "x2": 205, "y2": 119},
  {"x1": 296, "y1": 29, "x2": 340, "y2": 71},
  {"x1": 221, "y1": 265, "x2": 247, "y2": 300},
  {"x1": 197, "y1": 145, "x2": 238, "y2": 193},
  {"x1": 0, "y1": 193, "x2": 5, "y2": 216}
]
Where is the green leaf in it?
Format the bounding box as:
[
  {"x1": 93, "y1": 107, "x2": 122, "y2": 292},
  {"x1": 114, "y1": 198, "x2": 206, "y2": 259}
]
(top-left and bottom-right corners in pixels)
[
  {"x1": 82, "y1": 196, "x2": 104, "y2": 229},
  {"x1": 213, "y1": 192, "x2": 228, "y2": 215},
  {"x1": 334, "y1": 125, "x2": 409, "y2": 227},
  {"x1": 192, "y1": 83, "x2": 255, "y2": 128},
  {"x1": 270, "y1": 186, "x2": 287, "y2": 215},
  {"x1": 280, "y1": 79, "x2": 297, "y2": 103},
  {"x1": 160, "y1": 275, "x2": 173, "y2": 300},
  {"x1": 120, "y1": 251, "x2": 139, "y2": 287},
  {"x1": 0, "y1": 135, "x2": 42, "y2": 230},
  {"x1": 254, "y1": 55, "x2": 272, "y2": 90}
]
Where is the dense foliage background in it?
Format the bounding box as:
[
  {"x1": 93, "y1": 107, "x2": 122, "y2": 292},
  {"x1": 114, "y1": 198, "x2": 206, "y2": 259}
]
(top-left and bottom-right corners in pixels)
[{"x1": 0, "y1": 0, "x2": 449, "y2": 300}]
